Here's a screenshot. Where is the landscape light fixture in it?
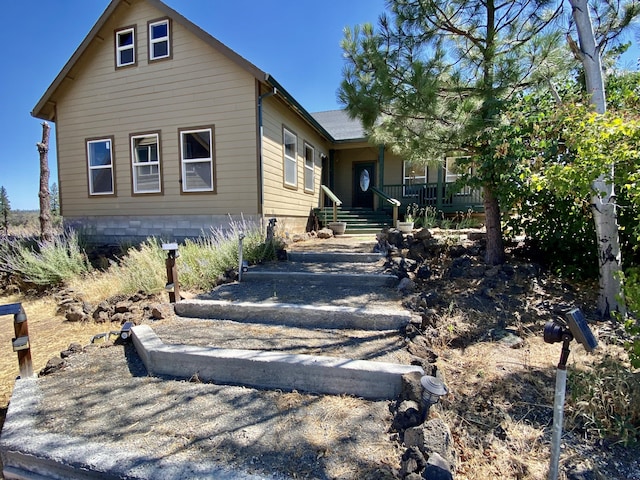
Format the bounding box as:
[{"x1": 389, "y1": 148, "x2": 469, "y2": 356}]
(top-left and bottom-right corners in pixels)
[
  {"x1": 420, "y1": 375, "x2": 448, "y2": 421},
  {"x1": 543, "y1": 308, "x2": 598, "y2": 480},
  {"x1": 119, "y1": 321, "x2": 133, "y2": 341}
]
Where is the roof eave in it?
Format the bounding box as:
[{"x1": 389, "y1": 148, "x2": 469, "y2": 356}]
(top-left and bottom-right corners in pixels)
[{"x1": 265, "y1": 75, "x2": 336, "y2": 143}]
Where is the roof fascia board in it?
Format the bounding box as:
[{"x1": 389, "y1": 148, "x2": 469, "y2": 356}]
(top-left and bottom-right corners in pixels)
[
  {"x1": 265, "y1": 75, "x2": 335, "y2": 143},
  {"x1": 32, "y1": 0, "x2": 119, "y2": 120}
]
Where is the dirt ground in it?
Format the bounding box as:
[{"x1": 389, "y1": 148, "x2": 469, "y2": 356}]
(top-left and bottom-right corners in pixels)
[{"x1": 2, "y1": 232, "x2": 640, "y2": 479}]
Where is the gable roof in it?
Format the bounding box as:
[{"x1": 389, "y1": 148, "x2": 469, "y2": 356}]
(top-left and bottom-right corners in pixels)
[
  {"x1": 311, "y1": 110, "x2": 366, "y2": 142},
  {"x1": 30, "y1": 0, "x2": 337, "y2": 143},
  {"x1": 32, "y1": 0, "x2": 266, "y2": 121}
]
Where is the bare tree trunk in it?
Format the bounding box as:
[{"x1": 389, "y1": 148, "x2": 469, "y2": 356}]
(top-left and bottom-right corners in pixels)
[
  {"x1": 569, "y1": 0, "x2": 624, "y2": 318},
  {"x1": 483, "y1": 185, "x2": 505, "y2": 265},
  {"x1": 37, "y1": 121, "x2": 54, "y2": 242}
]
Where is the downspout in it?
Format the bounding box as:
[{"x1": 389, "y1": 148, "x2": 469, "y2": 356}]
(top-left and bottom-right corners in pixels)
[{"x1": 258, "y1": 86, "x2": 277, "y2": 226}]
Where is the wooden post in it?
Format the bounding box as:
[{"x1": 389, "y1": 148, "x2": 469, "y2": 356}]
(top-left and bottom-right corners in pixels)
[
  {"x1": 436, "y1": 166, "x2": 444, "y2": 212},
  {"x1": 161, "y1": 243, "x2": 180, "y2": 303},
  {"x1": 165, "y1": 249, "x2": 179, "y2": 303},
  {"x1": 14, "y1": 306, "x2": 33, "y2": 378},
  {"x1": 0, "y1": 303, "x2": 34, "y2": 378}
]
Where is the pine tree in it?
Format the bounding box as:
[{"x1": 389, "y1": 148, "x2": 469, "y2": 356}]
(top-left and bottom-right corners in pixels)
[
  {"x1": 339, "y1": 0, "x2": 563, "y2": 265},
  {"x1": 0, "y1": 186, "x2": 10, "y2": 235},
  {"x1": 50, "y1": 182, "x2": 60, "y2": 216}
]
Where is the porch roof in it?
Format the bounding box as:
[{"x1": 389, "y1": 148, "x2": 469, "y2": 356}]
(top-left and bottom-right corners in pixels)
[{"x1": 312, "y1": 110, "x2": 366, "y2": 142}]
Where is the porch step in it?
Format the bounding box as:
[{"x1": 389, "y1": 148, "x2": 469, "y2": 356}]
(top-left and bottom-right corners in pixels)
[
  {"x1": 287, "y1": 251, "x2": 382, "y2": 263},
  {"x1": 315, "y1": 207, "x2": 393, "y2": 233}
]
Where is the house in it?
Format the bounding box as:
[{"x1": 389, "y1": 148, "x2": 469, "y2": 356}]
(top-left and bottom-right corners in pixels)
[{"x1": 32, "y1": 0, "x2": 482, "y2": 244}]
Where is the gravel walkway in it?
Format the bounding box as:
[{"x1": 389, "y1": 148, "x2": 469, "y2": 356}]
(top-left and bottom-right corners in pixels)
[{"x1": 7, "y1": 234, "x2": 410, "y2": 479}]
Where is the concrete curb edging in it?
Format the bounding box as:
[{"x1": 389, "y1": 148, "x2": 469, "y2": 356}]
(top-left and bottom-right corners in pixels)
[
  {"x1": 241, "y1": 270, "x2": 398, "y2": 287},
  {"x1": 174, "y1": 299, "x2": 412, "y2": 331},
  {"x1": 286, "y1": 251, "x2": 383, "y2": 263},
  {"x1": 132, "y1": 325, "x2": 423, "y2": 400}
]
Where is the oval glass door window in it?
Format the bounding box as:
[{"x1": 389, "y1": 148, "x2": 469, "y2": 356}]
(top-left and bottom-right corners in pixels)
[{"x1": 360, "y1": 169, "x2": 370, "y2": 191}]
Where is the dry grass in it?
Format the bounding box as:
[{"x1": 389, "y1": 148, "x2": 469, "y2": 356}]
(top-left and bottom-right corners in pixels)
[
  {"x1": 430, "y1": 304, "x2": 634, "y2": 480},
  {"x1": 0, "y1": 292, "x2": 116, "y2": 412}
]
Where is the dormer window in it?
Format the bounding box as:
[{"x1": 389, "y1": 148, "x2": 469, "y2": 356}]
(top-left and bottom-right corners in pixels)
[
  {"x1": 149, "y1": 18, "x2": 171, "y2": 61},
  {"x1": 115, "y1": 26, "x2": 136, "y2": 68}
]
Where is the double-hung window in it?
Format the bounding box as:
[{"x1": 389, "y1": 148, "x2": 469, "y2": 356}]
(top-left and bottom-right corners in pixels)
[
  {"x1": 303, "y1": 143, "x2": 315, "y2": 192},
  {"x1": 403, "y1": 161, "x2": 427, "y2": 197},
  {"x1": 131, "y1": 133, "x2": 161, "y2": 194},
  {"x1": 149, "y1": 18, "x2": 171, "y2": 61},
  {"x1": 87, "y1": 137, "x2": 115, "y2": 196},
  {"x1": 180, "y1": 127, "x2": 214, "y2": 193},
  {"x1": 115, "y1": 26, "x2": 136, "y2": 68},
  {"x1": 283, "y1": 128, "x2": 297, "y2": 188}
]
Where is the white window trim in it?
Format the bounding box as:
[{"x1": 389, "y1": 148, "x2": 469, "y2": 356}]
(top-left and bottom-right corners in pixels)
[
  {"x1": 149, "y1": 19, "x2": 170, "y2": 61},
  {"x1": 303, "y1": 142, "x2": 315, "y2": 193},
  {"x1": 180, "y1": 127, "x2": 214, "y2": 193},
  {"x1": 402, "y1": 161, "x2": 427, "y2": 197},
  {"x1": 87, "y1": 138, "x2": 114, "y2": 196},
  {"x1": 131, "y1": 133, "x2": 161, "y2": 194},
  {"x1": 116, "y1": 27, "x2": 135, "y2": 67},
  {"x1": 445, "y1": 156, "x2": 472, "y2": 195},
  {"x1": 283, "y1": 128, "x2": 298, "y2": 188}
]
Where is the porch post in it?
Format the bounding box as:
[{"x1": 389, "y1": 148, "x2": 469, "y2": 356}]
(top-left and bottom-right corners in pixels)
[
  {"x1": 436, "y1": 163, "x2": 444, "y2": 212},
  {"x1": 377, "y1": 145, "x2": 385, "y2": 211}
]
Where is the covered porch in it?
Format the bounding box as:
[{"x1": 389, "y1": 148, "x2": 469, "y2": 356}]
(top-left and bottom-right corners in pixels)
[{"x1": 326, "y1": 143, "x2": 484, "y2": 217}]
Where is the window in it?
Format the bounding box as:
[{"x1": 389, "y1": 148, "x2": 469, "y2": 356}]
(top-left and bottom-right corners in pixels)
[
  {"x1": 131, "y1": 133, "x2": 161, "y2": 194},
  {"x1": 180, "y1": 127, "x2": 214, "y2": 192},
  {"x1": 87, "y1": 138, "x2": 115, "y2": 195},
  {"x1": 115, "y1": 27, "x2": 136, "y2": 67},
  {"x1": 445, "y1": 156, "x2": 471, "y2": 195},
  {"x1": 283, "y1": 128, "x2": 297, "y2": 187},
  {"x1": 149, "y1": 18, "x2": 170, "y2": 61},
  {"x1": 403, "y1": 161, "x2": 427, "y2": 197},
  {"x1": 304, "y1": 143, "x2": 315, "y2": 192}
]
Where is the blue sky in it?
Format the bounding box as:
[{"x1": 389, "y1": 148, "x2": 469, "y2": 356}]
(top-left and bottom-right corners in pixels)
[
  {"x1": 0, "y1": 1, "x2": 637, "y2": 211},
  {"x1": 0, "y1": 0, "x2": 385, "y2": 210}
]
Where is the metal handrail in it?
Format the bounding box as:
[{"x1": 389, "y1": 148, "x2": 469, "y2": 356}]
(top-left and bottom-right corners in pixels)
[
  {"x1": 370, "y1": 186, "x2": 401, "y2": 227},
  {"x1": 320, "y1": 185, "x2": 342, "y2": 222}
]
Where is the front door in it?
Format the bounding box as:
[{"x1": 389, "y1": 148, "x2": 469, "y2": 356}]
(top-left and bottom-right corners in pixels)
[{"x1": 353, "y1": 162, "x2": 375, "y2": 209}]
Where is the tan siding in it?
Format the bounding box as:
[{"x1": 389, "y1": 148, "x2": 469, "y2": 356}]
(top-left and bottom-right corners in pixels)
[
  {"x1": 55, "y1": 1, "x2": 259, "y2": 218},
  {"x1": 260, "y1": 96, "x2": 329, "y2": 218}
]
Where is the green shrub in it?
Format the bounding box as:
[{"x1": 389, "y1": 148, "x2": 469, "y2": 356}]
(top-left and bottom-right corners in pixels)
[
  {"x1": 109, "y1": 238, "x2": 166, "y2": 294},
  {"x1": 178, "y1": 217, "x2": 281, "y2": 291},
  {"x1": 622, "y1": 267, "x2": 640, "y2": 368},
  {"x1": 0, "y1": 231, "x2": 92, "y2": 287},
  {"x1": 504, "y1": 189, "x2": 598, "y2": 279},
  {"x1": 110, "y1": 218, "x2": 282, "y2": 294}
]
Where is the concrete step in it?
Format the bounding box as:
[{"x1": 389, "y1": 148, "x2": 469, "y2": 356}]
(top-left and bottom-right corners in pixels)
[
  {"x1": 241, "y1": 270, "x2": 398, "y2": 287},
  {"x1": 286, "y1": 251, "x2": 383, "y2": 263},
  {"x1": 133, "y1": 325, "x2": 423, "y2": 400},
  {"x1": 174, "y1": 299, "x2": 411, "y2": 331}
]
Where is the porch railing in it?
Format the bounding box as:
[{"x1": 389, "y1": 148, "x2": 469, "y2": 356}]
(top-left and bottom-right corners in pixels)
[
  {"x1": 370, "y1": 186, "x2": 401, "y2": 227},
  {"x1": 320, "y1": 185, "x2": 342, "y2": 222},
  {"x1": 382, "y1": 182, "x2": 483, "y2": 213}
]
